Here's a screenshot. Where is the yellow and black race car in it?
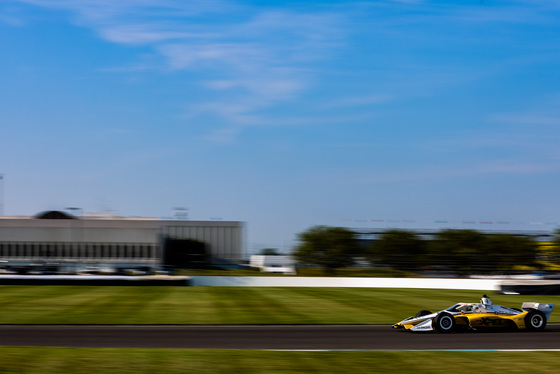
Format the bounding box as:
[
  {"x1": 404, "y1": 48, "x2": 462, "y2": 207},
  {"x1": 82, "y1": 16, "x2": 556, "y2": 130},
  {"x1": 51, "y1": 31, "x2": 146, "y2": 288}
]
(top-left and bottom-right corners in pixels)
[{"x1": 393, "y1": 295, "x2": 554, "y2": 333}]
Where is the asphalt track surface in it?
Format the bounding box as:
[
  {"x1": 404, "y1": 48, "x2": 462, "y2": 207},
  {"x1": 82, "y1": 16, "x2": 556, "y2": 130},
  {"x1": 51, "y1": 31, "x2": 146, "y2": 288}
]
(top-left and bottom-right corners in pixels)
[{"x1": 2, "y1": 325, "x2": 560, "y2": 350}]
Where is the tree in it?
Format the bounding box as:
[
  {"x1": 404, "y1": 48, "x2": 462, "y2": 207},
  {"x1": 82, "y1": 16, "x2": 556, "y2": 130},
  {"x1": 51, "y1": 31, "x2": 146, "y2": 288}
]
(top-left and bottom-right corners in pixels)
[
  {"x1": 369, "y1": 229, "x2": 425, "y2": 270},
  {"x1": 428, "y1": 229, "x2": 487, "y2": 275},
  {"x1": 260, "y1": 248, "x2": 280, "y2": 256},
  {"x1": 546, "y1": 229, "x2": 560, "y2": 266},
  {"x1": 480, "y1": 234, "x2": 537, "y2": 273},
  {"x1": 293, "y1": 226, "x2": 358, "y2": 275},
  {"x1": 428, "y1": 229, "x2": 538, "y2": 275}
]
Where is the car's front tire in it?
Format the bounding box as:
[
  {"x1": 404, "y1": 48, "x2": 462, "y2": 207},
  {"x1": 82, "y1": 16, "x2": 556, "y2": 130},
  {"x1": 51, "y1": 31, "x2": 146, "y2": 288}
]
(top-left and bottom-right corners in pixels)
[
  {"x1": 415, "y1": 310, "x2": 432, "y2": 318},
  {"x1": 434, "y1": 312, "x2": 455, "y2": 333},
  {"x1": 525, "y1": 310, "x2": 546, "y2": 332}
]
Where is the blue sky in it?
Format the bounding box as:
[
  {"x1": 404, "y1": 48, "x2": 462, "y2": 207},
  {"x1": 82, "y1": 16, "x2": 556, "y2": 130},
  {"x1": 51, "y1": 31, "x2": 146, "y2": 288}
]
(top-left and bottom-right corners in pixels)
[{"x1": 1, "y1": 0, "x2": 560, "y2": 254}]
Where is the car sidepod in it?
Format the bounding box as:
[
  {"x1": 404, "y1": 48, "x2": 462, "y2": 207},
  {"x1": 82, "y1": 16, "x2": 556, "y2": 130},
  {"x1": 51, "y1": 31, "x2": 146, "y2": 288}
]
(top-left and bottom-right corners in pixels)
[{"x1": 465, "y1": 313, "x2": 520, "y2": 330}]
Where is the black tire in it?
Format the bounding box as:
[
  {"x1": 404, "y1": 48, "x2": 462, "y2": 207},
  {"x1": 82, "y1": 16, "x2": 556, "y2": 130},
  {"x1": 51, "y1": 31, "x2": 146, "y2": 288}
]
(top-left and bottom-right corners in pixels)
[
  {"x1": 415, "y1": 310, "x2": 432, "y2": 318},
  {"x1": 434, "y1": 312, "x2": 455, "y2": 333},
  {"x1": 525, "y1": 310, "x2": 546, "y2": 332}
]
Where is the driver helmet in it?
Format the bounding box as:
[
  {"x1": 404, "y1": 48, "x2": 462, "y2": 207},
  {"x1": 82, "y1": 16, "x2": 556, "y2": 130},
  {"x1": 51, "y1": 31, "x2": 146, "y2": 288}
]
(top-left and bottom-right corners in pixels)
[{"x1": 481, "y1": 294, "x2": 492, "y2": 306}]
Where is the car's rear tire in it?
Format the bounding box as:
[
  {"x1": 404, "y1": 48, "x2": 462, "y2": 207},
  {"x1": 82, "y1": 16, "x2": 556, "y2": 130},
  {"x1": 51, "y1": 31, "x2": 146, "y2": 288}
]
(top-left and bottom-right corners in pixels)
[
  {"x1": 525, "y1": 310, "x2": 546, "y2": 331},
  {"x1": 434, "y1": 312, "x2": 455, "y2": 333},
  {"x1": 415, "y1": 310, "x2": 432, "y2": 318}
]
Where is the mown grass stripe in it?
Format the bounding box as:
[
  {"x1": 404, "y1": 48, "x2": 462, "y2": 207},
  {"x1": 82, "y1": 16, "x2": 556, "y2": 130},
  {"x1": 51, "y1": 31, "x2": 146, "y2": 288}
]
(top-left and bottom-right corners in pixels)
[
  {"x1": 4, "y1": 348, "x2": 560, "y2": 374},
  {"x1": 0, "y1": 286, "x2": 559, "y2": 325}
]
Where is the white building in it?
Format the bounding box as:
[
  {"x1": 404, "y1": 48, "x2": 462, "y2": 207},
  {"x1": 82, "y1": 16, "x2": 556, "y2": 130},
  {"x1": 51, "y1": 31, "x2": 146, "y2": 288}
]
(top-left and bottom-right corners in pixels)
[{"x1": 0, "y1": 211, "x2": 243, "y2": 273}]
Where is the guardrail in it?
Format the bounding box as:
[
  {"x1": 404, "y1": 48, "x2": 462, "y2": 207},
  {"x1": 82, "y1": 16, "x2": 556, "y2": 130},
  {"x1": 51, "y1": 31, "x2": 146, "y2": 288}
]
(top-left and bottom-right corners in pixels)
[{"x1": 190, "y1": 276, "x2": 502, "y2": 290}]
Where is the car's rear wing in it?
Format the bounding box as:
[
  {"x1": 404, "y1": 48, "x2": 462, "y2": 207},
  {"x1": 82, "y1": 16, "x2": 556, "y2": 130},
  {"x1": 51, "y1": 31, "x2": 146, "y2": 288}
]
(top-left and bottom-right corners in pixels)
[{"x1": 522, "y1": 302, "x2": 555, "y2": 320}]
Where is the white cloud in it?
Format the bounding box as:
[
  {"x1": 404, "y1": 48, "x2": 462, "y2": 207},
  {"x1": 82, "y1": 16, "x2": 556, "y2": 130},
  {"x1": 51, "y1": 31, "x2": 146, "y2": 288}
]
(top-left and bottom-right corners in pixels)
[
  {"x1": 157, "y1": 42, "x2": 268, "y2": 70},
  {"x1": 16, "y1": 0, "x2": 232, "y2": 20},
  {"x1": 99, "y1": 24, "x2": 210, "y2": 45},
  {"x1": 0, "y1": 6, "x2": 26, "y2": 26},
  {"x1": 17, "y1": 0, "x2": 559, "y2": 146},
  {"x1": 10, "y1": 0, "x2": 345, "y2": 142}
]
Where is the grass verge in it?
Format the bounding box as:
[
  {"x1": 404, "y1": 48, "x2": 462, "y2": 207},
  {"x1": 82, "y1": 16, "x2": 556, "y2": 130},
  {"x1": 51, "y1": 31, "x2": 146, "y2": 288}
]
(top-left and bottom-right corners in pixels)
[
  {"x1": 0, "y1": 286, "x2": 559, "y2": 324},
  {"x1": 0, "y1": 348, "x2": 559, "y2": 373}
]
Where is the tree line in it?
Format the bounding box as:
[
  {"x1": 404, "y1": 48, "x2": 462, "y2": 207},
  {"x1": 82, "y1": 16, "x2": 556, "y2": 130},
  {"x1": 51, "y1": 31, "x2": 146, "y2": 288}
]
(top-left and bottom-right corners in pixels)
[{"x1": 292, "y1": 225, "x2": 560, "y2": 275}]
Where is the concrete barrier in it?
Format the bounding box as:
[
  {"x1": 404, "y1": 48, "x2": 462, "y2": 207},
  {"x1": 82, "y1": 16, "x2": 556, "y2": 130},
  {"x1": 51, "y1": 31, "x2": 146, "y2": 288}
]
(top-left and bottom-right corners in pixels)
[
  {"x1": 501, "y1": 280, "x2": 560, "y2": 295},
  {"x1": 190, "y1": 276, "x2": 501, "y2": 290},
  {"x1": 0, "y1": 275, "x2": 510, "y2": 291}
]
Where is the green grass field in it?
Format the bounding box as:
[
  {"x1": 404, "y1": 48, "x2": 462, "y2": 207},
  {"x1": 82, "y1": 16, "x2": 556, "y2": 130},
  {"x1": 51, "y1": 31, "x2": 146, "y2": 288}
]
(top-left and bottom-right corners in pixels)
[
  {"x1": 0, "y1": 286, "x2": 559, "y2": 324},
  {"x1": 0, "y1": 348, "x2": 559, "y2": 374},
  {"x1": 2, "y1": 286, "x2": 560, "y2": 373}
]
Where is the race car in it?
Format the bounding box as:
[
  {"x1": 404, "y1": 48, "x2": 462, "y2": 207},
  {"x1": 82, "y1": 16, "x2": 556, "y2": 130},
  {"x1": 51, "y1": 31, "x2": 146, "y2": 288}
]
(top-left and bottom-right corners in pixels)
[{"x1": 393, "y1": 295, "x2": 554, "y2": 333}]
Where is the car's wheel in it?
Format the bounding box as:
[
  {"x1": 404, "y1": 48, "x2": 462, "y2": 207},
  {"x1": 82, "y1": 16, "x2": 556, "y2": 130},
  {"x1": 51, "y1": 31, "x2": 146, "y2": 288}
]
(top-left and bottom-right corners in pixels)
[
  {"x1": 525, "y1": 310, "x2": 546, "y2": 331},
  {"x1": 415, "y1": 310, "x2": 432, "y2": 318},
  {"x1": 434, "y1": 312, "x2": 455, "y2": 333}
]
